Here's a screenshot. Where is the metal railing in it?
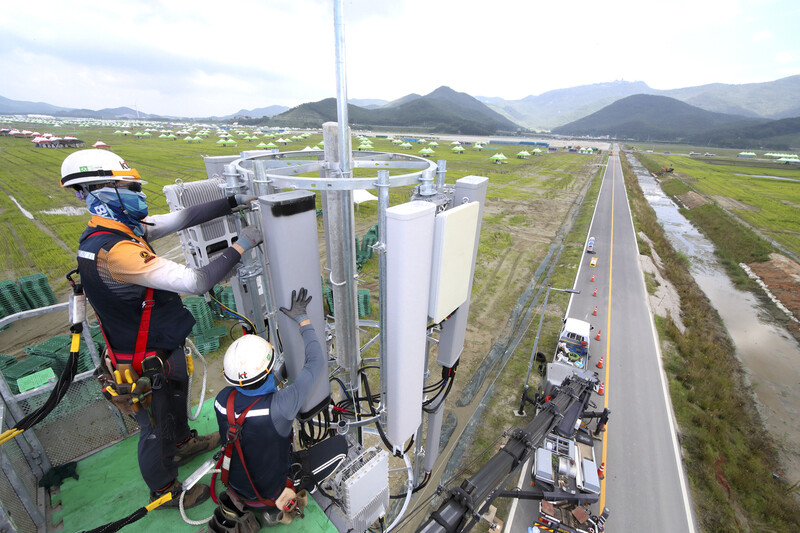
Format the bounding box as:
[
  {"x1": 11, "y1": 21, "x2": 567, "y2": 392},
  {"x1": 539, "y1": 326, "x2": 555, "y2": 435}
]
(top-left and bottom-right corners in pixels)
[{"x1": 0, "y1": 303, "x2": 139, "y2": 532}]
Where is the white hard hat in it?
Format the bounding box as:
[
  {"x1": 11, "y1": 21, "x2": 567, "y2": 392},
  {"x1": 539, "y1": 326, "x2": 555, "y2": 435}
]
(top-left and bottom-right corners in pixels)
[
  {"x1": 223, "y1": 335, "x2": 275, "y2": 387},
  {"x1": 60, "y1": 149, "x2": 146, "y2": 189}
]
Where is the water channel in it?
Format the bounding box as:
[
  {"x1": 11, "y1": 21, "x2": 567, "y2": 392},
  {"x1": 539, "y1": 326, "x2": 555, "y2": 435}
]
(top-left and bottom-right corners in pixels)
[{"x1": 631, "y1": 156, "x2": 800, "y2": 483}]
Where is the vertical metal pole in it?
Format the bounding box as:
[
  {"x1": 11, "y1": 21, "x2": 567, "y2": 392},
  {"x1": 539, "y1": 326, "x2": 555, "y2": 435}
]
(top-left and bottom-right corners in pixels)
[
  {"x1": 327, "y1": 3, "x2": 361, "y2": 437},
  {"x1": 436, "y1": 160, "x2": 446, "y2": 192},
  {"x1": 519, "y1": 286, "x2": 551, "y2": 415},
  {"x1": 322, "y1": 124, "x2": 360, "y2": 394},
  {"x1": 376, "y1": 170, "x2": 389, "y2": 427},
  {"x1": 334, "y1": 0, "x2": 351, "y2": 176}
]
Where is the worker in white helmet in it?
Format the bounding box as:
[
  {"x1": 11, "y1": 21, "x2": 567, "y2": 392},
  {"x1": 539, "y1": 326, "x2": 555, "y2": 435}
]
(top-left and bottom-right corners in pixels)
[
  {"x1": 61, "y1": 148, "x2": 261, "y2": 509},
  {"x1": 210, "y1": 288, "x2": 326, "y2": 529}
]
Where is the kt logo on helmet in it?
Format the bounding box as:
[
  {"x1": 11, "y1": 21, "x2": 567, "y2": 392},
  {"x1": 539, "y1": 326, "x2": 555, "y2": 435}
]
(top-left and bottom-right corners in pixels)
[
  {"x1": 120, "y1": 161, "x2": 131, "y2": 170},
  {"x1": 238, "y1": 371, "x2": 248, "y2": 379}
]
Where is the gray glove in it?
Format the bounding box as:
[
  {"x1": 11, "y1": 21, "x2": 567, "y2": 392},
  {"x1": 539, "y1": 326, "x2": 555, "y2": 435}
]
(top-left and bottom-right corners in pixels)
[
  {"x1": 235, "y1": 194, "x2": 258, "y2": 208},
  {"x1": 235, "y1": 225, "x2": 263, "y2": 252},
  {"x1": 280, "y1": 288, "x2": 311, "y2": 325}
]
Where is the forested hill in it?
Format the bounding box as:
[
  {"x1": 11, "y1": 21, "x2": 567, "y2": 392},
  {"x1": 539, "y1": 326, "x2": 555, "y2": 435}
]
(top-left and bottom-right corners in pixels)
[{"x1": 269, "y1": 86, "x2": 521, "y2": 134}]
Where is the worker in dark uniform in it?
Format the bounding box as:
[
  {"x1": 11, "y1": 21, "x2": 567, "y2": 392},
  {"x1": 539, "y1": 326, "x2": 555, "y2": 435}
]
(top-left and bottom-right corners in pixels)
[
  {"x1": 61, "y1": 148, "x2": 262, "y2": 508},
  {"x1": 211, "y1": 288, "x2": 325, "y2": 529}
]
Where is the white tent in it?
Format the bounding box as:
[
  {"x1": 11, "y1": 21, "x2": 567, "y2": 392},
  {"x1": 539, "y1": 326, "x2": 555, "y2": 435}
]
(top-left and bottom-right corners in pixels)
[{"x1": 353, "y1": 189, "x2": 378, "y2": 212}]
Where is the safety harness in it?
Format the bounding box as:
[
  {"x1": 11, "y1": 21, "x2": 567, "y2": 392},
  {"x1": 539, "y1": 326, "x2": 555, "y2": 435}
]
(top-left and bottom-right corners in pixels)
[
  {"x1": 212, "y1": 390, "x2": 293, "y2": 508},
  {"x1": 83, "y1": 230, "x2": 159, "y2": 374},
  {"x1": 83, "y1": 230, "x2": 160, "y2": 411}
]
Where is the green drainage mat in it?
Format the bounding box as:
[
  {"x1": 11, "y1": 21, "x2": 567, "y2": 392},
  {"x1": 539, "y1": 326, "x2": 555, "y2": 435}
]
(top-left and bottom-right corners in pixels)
[{"x1": 59, "y1": 398, "x2": 338, "y2": 532}]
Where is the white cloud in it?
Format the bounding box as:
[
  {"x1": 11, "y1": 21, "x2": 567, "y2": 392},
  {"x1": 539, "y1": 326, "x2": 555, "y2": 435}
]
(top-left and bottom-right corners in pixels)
[
  {"x1": 752, "y1": 30, "x2": 773, "y2": 42},
  {"x1": 1, "y1": 0, "x2": 796, "y2": 116}
]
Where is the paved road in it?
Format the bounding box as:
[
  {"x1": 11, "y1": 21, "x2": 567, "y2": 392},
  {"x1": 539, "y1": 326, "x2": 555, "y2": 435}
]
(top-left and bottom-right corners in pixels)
[{"x1": 509, "y1": 148, "x2": 696, "y2": 532}]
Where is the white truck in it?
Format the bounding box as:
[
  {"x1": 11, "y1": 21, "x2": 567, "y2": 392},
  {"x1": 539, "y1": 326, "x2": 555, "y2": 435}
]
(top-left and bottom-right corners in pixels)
[{"x1": 544, "y1": 318, "x2": 594, "y2": 398}]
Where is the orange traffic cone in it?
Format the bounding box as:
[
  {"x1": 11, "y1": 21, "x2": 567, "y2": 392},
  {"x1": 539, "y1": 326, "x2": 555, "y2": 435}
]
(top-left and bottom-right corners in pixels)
[
  {"x1": 592, "y1": 306, "x2": 598, "y2": 316},
  {"x1": 595, "y1": 330, "x2": 602, "y2": 341},
  {"x1": 596, "y1": 355, "x2": 604, "y2": 369},
  {"x1": 592, "y1": 288, "x2": 597, "y2": 297},
  {"x1": 598, "y1": 462, "x2": 606, "y2": 480},
  {"x1": 597, "y1": 381, "x2": 605, "y2": 395},
  {"x1": 590, "y1": 274, "x2": 595, "y2": 282}
]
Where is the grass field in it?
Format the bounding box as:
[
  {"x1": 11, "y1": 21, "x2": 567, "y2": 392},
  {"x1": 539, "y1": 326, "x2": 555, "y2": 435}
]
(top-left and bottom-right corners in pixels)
[
  {"x1": 0, "y1": 122, "x2": 594, "y2": 293},
  {"x1": 635, "y1": 151, "x2": 800, "y2": 262}
]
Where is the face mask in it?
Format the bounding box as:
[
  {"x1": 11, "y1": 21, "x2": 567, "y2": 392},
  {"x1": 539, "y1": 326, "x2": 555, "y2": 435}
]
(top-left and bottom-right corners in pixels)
[
  {"x1": 86, "y1": 186, "x2": 149, "y2": 234},
  {"x1": 115, "y1": 187, "x2": 149, "y2": 220}
]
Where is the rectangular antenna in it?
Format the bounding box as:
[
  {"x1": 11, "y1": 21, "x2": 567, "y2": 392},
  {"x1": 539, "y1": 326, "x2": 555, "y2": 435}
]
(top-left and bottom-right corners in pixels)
[{"x1": 385, "y1": 201, "x2": 435, "y2": 446}]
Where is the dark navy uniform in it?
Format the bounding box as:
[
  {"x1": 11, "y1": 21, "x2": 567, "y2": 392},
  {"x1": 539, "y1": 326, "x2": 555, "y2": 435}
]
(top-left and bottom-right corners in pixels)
[
  {"x1": 215, "y1": 323, "x2": 324, "y2": 504},
  {"x1": 77, "y1": 197, "x2": 243, "y2": 491}
]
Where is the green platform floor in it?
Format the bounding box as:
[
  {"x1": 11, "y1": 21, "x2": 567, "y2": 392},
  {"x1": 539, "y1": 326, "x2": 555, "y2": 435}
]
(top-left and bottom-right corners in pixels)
[{"x1": 57, "y1": 398, "x2": 338, "y2": 532}]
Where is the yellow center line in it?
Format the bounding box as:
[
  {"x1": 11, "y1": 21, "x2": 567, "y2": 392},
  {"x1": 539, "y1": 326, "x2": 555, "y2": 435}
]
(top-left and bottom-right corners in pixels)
[{"x1": 599, "y1": 154, "x2": 615, "y2": 510}]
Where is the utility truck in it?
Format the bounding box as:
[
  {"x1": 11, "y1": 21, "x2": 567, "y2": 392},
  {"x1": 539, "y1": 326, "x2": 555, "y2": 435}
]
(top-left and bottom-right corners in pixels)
[
  {"x1": 529, "y1": 317, "x2": 609, "y2": 533},
  {"x1": 543, "y1": 318, "x2": 596, "y2": 398}
]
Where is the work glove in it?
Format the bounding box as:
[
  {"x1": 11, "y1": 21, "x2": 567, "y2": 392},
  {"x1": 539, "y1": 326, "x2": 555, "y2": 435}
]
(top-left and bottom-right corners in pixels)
[
  {"x1": 234, "y1": 194, "x2": 258, "y2": 208},
  {"x1": 280, "y1": 288, "x2": 312, "y2": 325},
  {"x1": 235, "y1": 225, "x2": 263, "y2": 252}
]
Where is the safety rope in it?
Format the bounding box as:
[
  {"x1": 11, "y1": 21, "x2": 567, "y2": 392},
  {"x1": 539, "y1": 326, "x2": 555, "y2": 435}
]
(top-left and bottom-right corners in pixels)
[
  {"x1": 81, "y1": 492, "x2": 174, "y2": 532},
  {"x1": 0, "y1": 335, "x2": 79, "y2": 445},
  {"x1": 184, "y1": 338, "x2": 208, "y2": 421}
]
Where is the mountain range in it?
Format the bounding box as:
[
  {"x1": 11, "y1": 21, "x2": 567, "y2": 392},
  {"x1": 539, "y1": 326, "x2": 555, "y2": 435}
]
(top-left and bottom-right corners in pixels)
[
  {"x1": 479, "y1": 75, "x2": 800, "y2": 130},
  {"x1": 551, "y1": 94, "x2": 800, "y2": 149},
  {"x1": 2, "y1": 75, "x2": 799, "y2": 146}
]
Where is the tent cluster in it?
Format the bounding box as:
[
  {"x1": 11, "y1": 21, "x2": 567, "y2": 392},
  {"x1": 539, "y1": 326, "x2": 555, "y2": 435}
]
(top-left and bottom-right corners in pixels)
[
  {"x1": 0, "y1": 129, "x2": 85, "y2": 148},
  {"x1": 765, "y1": 152, "x2": 799, "y2": 163},
  {"x1": 764, "y1": 152, "x2": 798, "y2": 158},
  {"x1": 356, "y1": 135, "x2": 373, "y2": 151},
  {"x1": 490, "y1": 153, "x2": 508, "y2": 164},
  {"x1": 419, "y1": 147, "x2": 435, "y2": 157}
]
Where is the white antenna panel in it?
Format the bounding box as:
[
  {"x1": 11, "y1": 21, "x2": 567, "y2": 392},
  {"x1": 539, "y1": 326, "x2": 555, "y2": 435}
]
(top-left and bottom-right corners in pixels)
[
  {"x1": 385, "y1": 201, "x2": 435, "y2": 447},
  {"x1": 428, "y1": 201, "x2": 480, "y2": 323}
]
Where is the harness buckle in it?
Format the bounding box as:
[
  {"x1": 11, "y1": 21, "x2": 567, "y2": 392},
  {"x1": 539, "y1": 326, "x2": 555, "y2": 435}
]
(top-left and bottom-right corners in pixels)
[
  {"x1": 141, "y1": 298, "x2": 155, "y2": 310},
  {"x1": 226, "y1": 425, "x2": 242, "y2": 445}
]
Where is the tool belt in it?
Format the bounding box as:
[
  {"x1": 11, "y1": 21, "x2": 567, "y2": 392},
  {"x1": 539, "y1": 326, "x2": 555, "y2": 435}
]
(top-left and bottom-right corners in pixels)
[
  {"x1": 95, "y1": 357, "x2": 154, "y2": 416},
  {"x1": 93, "y1": 285, "x2": 170, "y2": 416}
]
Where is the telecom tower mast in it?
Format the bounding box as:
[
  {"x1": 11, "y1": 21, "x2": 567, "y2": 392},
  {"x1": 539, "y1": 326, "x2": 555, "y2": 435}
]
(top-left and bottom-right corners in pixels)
[{"x1": 163, "y1": 2, "x2": 487, "y2": 530}]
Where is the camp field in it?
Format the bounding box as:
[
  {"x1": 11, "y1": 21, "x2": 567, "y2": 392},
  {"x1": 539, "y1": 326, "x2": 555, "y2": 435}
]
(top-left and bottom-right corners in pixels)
[
  {"x1": 634, "y1": 150, "x2": 800, "y2": 260},
  {"x1": 0, "y1": 121, "x2": 601, "y2": 295}
]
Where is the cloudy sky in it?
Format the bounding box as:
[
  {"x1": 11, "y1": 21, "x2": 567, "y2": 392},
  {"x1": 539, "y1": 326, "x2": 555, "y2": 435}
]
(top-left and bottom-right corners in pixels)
[{"x1": 1, "y1": 0, "x2": 798, "y2": 117}]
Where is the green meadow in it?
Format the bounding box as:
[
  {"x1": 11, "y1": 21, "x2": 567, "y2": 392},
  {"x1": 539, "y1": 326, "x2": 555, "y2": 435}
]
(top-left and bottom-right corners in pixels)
[
  {"x1": 635, "y1": 151, "x2": 800, "y2": 261},
  {"x1": 0, "y1": 121, "x2": 595, "y2": 295}
]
